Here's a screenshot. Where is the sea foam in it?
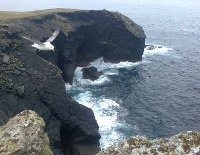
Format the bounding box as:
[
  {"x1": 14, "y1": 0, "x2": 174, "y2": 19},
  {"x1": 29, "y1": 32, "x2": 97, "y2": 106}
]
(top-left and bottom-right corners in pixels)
[
  {"x1": 144, "y1": 45, "x2": 173, "y2": 56},
  {"x1": 65, "y1": 57, "x2": 139, "y2": 148},
  {"x1": 72, "y1": 90, "x2": 129, "y2": 148},
  {"x1": 65, "y1": 45, "x2": 173, "y2": 148},
  {"x1": 70, "y1": 57, "x2": 143, "y2": 87}
]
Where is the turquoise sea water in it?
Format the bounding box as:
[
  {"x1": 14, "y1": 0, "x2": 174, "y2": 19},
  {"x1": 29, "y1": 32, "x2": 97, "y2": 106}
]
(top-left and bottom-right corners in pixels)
[{"x1": 2, "y1": 0, "x2": 200, "y2": 149}]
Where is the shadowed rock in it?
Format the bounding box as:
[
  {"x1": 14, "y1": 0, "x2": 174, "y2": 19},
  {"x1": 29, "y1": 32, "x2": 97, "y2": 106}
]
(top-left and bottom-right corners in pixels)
[
  {"x1": 33, "y1": 10, "x2": 146, "y2": 84},
  {"x1": 0, "y1": 48, "x2": 100, "y2": 155}
]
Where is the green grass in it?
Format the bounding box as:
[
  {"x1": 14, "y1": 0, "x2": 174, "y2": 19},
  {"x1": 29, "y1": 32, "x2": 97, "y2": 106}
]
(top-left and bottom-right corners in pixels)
[{"x1": 0, "y1": 8, "x2": 78, "y2": 21}]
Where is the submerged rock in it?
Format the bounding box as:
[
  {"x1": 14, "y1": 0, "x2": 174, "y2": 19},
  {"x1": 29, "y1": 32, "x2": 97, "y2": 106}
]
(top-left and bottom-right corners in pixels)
[
  {"x1": 0, "y1": 110, "x2": 53, "y2": 155},
  {"x1": 96, "y1": 131, "x2": 200, "y2": 155}
]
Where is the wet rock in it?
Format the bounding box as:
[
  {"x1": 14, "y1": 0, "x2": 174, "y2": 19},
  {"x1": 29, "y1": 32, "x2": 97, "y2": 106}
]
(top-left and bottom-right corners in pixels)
[
  {"x1": 0, "y1": 110, "x2": 53, "y2": 155},
  {"x1": 82, "y1": 66, "x2": 103, "y2": 81}
]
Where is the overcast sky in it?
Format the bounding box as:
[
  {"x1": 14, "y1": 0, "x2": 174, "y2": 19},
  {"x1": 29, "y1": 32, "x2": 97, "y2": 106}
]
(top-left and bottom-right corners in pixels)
[{"x1": 1, "y1": 0, "x2": 197, "y2": 12}]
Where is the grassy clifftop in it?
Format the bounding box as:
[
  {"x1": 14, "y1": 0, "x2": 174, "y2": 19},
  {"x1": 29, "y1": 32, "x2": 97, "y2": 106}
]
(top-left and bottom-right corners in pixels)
[{"x1": 0, "y1": 8, "x2": 77, "y2": 21}]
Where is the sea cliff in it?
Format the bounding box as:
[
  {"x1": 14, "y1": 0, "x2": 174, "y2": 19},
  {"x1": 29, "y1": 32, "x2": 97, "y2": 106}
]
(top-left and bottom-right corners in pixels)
[{"x1": 0, "y1": 9, "x2": 145, "y2": 155}]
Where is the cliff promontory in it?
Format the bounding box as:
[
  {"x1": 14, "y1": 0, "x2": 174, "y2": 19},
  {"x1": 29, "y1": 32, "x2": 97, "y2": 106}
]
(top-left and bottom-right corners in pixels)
[{"x1": 0, "y1": 9, "x2": 145, "y2": 155}]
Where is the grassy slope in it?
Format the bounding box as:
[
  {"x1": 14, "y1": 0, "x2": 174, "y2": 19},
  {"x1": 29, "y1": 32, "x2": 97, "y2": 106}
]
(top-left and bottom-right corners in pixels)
[{"x1": 0, "y1": 8, "x2": 77, "y2": 21}]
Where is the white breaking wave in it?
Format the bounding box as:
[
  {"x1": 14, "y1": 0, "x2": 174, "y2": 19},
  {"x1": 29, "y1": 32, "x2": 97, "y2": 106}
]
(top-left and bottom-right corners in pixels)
[
  {"x1": 70, "y1": 57, "x2": 143, "y2": 87},
  {"x1": 65, "y1": 56, "x2": 140, "y2": 148},
  {"x1": 72, "y1": 91, "x2": 129, "y2": 148},
  {"x1": 69, "y1": 46, "x2": 173, "y2": 88},
  {"x1": 143, "y1": 45, "x2": 173, "y2": 57},
  {"x1": 89, "y1": 57, "x2": 142, "y2": 71},
  {"x1": 65, "y1": 44, "x2": 173, "y2": 148}
]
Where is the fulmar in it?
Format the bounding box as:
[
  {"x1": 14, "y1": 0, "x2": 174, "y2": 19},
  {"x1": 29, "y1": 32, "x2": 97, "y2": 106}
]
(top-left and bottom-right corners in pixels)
[{"x1": 21, "y1": 28, "x2": 60, "y2": 51}]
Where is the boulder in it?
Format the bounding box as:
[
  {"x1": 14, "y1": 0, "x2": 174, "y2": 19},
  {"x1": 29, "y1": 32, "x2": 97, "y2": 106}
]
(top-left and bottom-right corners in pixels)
[
  {"x1": 0, "y1": 110, "x2": 53, "y2": 155},
  {"x1": 82, "y1": 66, "x2": 103, "y2": 81}
]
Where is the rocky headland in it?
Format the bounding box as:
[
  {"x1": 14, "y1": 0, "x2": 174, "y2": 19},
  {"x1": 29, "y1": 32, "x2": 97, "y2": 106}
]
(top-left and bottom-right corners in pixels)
[{"x1": 0, "y1": 9, "x2": 145, "y2": 155}]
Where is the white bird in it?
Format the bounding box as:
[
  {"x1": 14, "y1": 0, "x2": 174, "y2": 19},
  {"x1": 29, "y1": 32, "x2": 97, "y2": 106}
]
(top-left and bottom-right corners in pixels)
[{"x1": 21, "y1": 28, "x2": 60, "y2": 51}]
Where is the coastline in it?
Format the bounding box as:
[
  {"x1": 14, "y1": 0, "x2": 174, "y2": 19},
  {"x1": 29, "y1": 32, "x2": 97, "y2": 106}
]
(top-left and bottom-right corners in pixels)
[{"x1": 0, "y1": 8, "x2": 145, "y2": 155}]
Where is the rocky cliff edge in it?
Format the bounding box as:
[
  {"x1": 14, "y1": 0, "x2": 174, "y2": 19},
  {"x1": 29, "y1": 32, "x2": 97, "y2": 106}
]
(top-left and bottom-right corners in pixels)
[
  {"x1": 0, "y1": 9, "x2": 145, "y2": 155},
  {"x1": 97, "y1": 131, "x2": 200, "y2": 155}
]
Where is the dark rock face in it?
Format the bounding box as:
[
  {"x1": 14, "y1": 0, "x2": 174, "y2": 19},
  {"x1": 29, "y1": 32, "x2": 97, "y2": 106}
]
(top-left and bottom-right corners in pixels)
[
  {"x1": 0, "y1": 9, "x2": 145, "y2": 155},
  {"x1": 82, "y1": 66, "x2": 103, "y2": 81},
  {"x1": 0, "y1": 50, "x2": 100, "y2": 155},
  {"x1": 36, "y1": 10, "x2": 146, "y2": 84}
]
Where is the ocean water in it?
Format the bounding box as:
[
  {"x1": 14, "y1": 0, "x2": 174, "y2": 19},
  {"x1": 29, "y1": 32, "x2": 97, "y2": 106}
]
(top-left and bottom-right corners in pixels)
[{"x1": 2, "y1": 0, "x2": 200, "y2": 149}]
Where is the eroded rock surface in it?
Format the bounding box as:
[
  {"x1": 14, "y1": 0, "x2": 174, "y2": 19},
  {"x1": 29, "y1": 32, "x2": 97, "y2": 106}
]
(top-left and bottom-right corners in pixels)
[
  {"x1": 0, "y1": 110, "x2": 53, "y2": 155},
  {"x1": 96, "y1": 131, "x2": 200, "y2": 155}
]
